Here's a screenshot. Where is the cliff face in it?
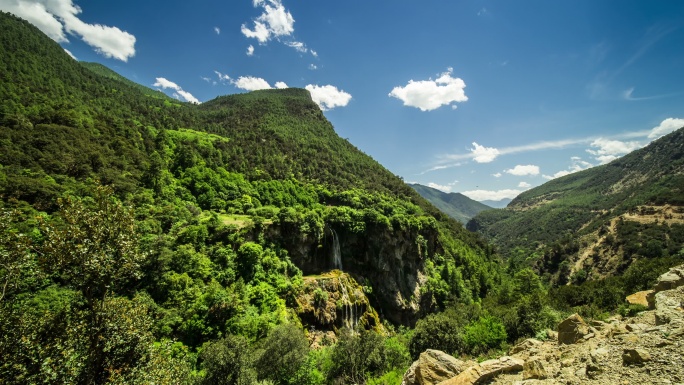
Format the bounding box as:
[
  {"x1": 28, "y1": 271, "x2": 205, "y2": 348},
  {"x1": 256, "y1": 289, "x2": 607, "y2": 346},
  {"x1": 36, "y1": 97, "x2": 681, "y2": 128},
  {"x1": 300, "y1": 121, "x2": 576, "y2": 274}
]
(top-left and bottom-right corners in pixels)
[{"x1": 269, "y1": 221, "x2": 438, "y2": 325}]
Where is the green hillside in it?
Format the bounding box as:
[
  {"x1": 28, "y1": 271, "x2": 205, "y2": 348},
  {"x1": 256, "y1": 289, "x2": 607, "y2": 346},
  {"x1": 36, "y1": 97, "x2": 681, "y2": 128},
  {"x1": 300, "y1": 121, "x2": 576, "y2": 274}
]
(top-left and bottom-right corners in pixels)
[
  {"x1": 409, "y1": 183, "x2": 493, "y2": 224},
  {"x1": 0, "y1": 12, "x2": 506, "y2": 384},
  {"x1": 468, "y1": 127, "x2": 684, "y2": 286}
]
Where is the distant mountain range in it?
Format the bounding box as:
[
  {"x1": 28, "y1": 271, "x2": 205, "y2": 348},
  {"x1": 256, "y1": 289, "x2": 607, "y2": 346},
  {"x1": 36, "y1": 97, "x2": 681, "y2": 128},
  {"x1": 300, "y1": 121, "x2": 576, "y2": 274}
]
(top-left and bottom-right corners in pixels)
[
  {"x1": 468, "y1": 127, "x2": 684, "y2": 284},
  {"x1": 408, "y1": 183, "x2": 493, "y2": 224},
  {"x1": 480, "y1": 198, "x2": 512, "y2": 209}
]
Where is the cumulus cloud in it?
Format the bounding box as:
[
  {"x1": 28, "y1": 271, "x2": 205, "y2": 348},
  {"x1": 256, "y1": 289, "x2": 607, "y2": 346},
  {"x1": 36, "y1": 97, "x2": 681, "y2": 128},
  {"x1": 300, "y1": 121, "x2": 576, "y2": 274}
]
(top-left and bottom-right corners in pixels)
[
  {"x1": 241, "y1": 0, "x2": 314, "y2": 56},
  {"x1": 0, "y1": 0, "x2": 136, "y2": 61},
  {"x1": 233, "y1": 76, "x2": 272, "y2": 91},
  {"x1": 153, "y1": 77, "x2": 199, "y2": 104},
  {"x1": 388, "y1": 68, "x2": 468, "y2": 111},
  {"x1": 505, "y1": 165, "x2": 540, "y2": 176},
  {"x1": 305, "y1": 84, "x2": 352, "y2": 110},
  {"x1": 648, "y1": 118, "x2": 684, "y2": 139},
  {"x1": 461, "y1": 189, "x2": 522, "y2": 202},
  {"x1": 543, "y1": 157, "x2": 593, "y2": 180},
  {"x1": 427, "y1": 182, "x2": 452, "y2": 193},
  {"x1": 241, "y1": 0, "x2": 294, "y2": 43},
  {"x1": 587, "y1": 138, "x2": 642, "y2": 164},
  {"x1": 518, "y1": 182, "x2": 531, "y2": 188},
  {"x1": 274, "y1": 81, "x2": 288, "y2": 89},
  {"x1": 309, "y1": 63, "x2": 317, "y2": 70},
  {"x1": 493, "y1": 172, "x2": 502, "y2": 178},
  {"x1": 246, "y1": 45, "x2": 255, "y2": 56},
  {"x1": 214, "y1": 26, "x2": 220, "y2": 35},
  {"x1": 471, "y1": 142, "x2": 500, "y2": 163}
]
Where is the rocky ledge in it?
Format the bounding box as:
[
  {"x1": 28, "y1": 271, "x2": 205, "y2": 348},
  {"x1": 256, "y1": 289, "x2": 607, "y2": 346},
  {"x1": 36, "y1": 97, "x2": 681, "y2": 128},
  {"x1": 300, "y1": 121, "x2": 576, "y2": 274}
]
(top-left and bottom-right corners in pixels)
[{"x1": 403, "y1": 264, "x2": 684, "y2": 385}]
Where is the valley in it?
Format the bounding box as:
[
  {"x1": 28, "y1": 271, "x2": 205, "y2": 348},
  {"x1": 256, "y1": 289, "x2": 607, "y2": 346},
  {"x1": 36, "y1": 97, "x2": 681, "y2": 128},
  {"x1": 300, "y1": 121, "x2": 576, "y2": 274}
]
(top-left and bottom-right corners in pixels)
[{"x1": 1, "y1": 9, "x2": 683, "y2": 385}]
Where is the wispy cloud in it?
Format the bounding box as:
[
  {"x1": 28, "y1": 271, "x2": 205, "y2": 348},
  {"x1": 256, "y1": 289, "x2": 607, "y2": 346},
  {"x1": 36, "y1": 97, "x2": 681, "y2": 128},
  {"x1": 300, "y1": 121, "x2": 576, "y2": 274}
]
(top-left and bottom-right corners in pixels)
[
  {"x1": 214, "y1": 26, "x2": 220, "y2": 35},
  {"x1": 426, "y1": 118, "x2": 683, "y2": 174},
  {"x1": 153, "y1": 78, "x2": 199, "y2": 104}
]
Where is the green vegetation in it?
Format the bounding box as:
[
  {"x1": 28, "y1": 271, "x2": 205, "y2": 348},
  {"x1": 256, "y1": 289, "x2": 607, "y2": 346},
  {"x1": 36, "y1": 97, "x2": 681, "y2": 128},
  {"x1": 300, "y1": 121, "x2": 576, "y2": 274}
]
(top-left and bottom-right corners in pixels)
[{"x1": 0, "y1": 12, "x2": 506, "y2": 384}]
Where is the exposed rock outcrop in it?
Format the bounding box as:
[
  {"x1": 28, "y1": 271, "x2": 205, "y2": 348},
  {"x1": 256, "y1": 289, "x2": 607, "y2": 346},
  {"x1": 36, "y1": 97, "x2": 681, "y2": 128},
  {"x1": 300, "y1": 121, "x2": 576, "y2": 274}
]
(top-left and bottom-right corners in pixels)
[
  {"x1": 437, "y1": 356, "x2": 523, "y2": 385},
  {"x1": 401, "y1": 350, "x2": 472, "y2": 385},
  {"x1": 408, "y1": 264, "x2": 684, "y2": 384}
]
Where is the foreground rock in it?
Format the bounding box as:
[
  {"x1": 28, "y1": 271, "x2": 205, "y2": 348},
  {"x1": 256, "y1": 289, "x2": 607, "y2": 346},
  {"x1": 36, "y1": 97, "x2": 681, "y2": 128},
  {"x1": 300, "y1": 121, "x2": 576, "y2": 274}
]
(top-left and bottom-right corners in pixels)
[
  {"x1": 557, "y1": 313, "x2": 590, "y2": 344},
  {"x1": 402, "y1": 350, "x2": 471, "y2": 385},
  {"x1": 407, "y1": 264, "x2": 684, "y2": 384},
  {"x1": 437, "y1": 356, "x2": 523, "y2": 385}
]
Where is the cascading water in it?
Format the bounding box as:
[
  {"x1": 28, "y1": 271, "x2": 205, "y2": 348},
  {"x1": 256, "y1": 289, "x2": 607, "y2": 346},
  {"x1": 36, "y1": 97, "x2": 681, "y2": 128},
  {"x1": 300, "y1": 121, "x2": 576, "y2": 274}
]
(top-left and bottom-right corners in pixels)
[
  {"x1": 331, "y1": 229, "x2": 342, "y2": 270},
  {"x1": 338, "y1": 276, "x2": 356, "y2": 331}
]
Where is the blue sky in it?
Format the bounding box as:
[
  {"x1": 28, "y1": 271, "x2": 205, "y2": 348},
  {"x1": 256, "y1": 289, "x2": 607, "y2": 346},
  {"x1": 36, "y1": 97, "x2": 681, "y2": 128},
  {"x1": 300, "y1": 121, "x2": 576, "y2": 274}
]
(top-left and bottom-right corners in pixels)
[{"x1": 3, "y1": 0, "x2": 684, "y2": 202}]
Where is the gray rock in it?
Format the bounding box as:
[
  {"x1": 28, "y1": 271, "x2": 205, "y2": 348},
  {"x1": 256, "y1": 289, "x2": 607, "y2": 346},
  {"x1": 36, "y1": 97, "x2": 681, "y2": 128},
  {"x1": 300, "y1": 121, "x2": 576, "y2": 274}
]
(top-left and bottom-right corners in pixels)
[
  {"x1": 558, "y1": 313, "x2": 590, "y2": 345},
  {"x1": 402, "y1": 349, "x2": 469, "y2": 385},
  {"x1": 509, "y1": 338, "x2": 543, "y2": 355},
  {"x1": 438, "y1": 356, "x2": 523, "y2": 385},
  {"x1": 622, "y1": 348, "x2": 651, "y2": 366},
  {"x1": 522, "y1": 357, "x2": 550, "y2": 380}
]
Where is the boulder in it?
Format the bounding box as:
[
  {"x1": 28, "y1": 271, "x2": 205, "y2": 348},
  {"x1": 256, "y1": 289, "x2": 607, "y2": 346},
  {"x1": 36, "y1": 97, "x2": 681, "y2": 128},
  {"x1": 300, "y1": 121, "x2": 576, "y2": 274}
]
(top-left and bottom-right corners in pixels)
[
  {"x1": 622, "y1": 348, "x2": 651, "y2": 366},
  {"x1": 653, "y1": 266, "x2": 684, "y2": 292},
  {"x1": 557, "y1": 313, "x2": 589, "y2": 345},
  {"x1": 522, "y1": 357, "x2": 551, "y2": 380},
  {"x1": 625, "y1": 323, "x2": 649, "y2": 332},
  {"x1": 402, "y1": 350, "x2": 469, "y2": 385},
  {"x1": 625, "y1": 290, "x2": 652, "y2": 307},
  {"x1": 437, "y1": 356, "x2": 523, "y2": 385},
  {"x1": 509, "y1": 338, "x2": 543, "y2": 355}
]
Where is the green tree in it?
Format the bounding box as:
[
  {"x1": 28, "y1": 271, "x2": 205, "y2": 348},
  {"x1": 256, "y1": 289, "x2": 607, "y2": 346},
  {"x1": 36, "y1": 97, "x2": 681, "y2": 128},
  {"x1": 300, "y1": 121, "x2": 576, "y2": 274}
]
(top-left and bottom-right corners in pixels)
[
  {"x1": 255, "y1": 323, "x2": 309, "y2": 385},
  {"x1": 198, "y1": 334, "x2": 256, "y2": 385},
  {"x1": 40, "y1": 186, "x2": 146, "y2": 384}
]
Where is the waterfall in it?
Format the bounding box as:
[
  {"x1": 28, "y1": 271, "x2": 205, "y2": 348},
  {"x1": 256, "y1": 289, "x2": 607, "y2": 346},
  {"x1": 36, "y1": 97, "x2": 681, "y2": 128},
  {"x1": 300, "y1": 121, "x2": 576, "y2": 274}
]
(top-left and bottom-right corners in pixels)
[
  {"x1": 338, "y1": 276, "x2": 356, "y2": 331},
  {"x1": 331, "y1": 229, "x2": 342, "y2": 270}
]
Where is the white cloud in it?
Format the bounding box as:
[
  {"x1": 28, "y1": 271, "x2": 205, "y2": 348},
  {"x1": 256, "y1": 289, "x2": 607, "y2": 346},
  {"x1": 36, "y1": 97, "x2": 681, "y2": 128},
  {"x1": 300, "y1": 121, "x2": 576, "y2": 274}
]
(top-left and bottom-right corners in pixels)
[
  {"x1": 587, "y1": 138, "x2": 642, "y2": 164},
  {"x1": 309, "y1": 63, "x2": 317, "y2": 70},
  {"x1": 305, "y1": 84, "x2": 352, "y2": 110},
  {"x1": 153, "y1": 77, "x2": 199, "y2": 104},
  {"x1": 543, "y1": 157, "x2": 594, "y2": 180},
  {"x1": 505, "y1": 164, "x2": 540, "y2": 176},
  {"x1": 233, "y1": 76, "x2": 272, "y2": 91},
  {"x1": 648, "y1": 118, "x2": 684, "y2": 139},
  {"x1": 63, "y1": 48, "x2": 76, "y2": 60},
  {"x1": 214, "y1": 26, "x2": 220, "y2": 35},
  {"x1": 518, "y1": 182, "x2": 531, "y2": 188},
  {"x1": 246, "y1": 45, "x2": 255, "y2": 56},
  {"x1": 285, "y1": 40, "x2": 307, "y2": 53},
  {"x1": 493, "y1": 172, "x2": 502, "y2": 178},
  {"x1": 214, "y1": 71, "x2": 231, "y2": 83},
  {"x1": 274, "y1": 81, "x2": 288, "y2": 89},
  {"x1": 461, "y1": 189, "x2": 522, "y2": 201},
  {"x1": 427, "y1": 182, "x2": 452, "y2": 193},
  {"x1": 0, "y1": 0, "x2": 136, "y2": 61},
  {"x1": 311, "y1": 50, "x2": 318, "y2": 57},
  {"x1": 388, "y1": 68, "x2": 468, "y2": 111},
  {"x1": 470, "y1": 142, "x2": 500, "y2": 163}
]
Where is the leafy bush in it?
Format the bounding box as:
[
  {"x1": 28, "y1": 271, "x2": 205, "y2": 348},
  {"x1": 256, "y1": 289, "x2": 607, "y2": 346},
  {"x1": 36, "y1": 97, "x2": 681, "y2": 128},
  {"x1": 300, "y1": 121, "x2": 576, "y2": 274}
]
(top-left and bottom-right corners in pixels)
[{"x1": 462, "y1": 316, "x2": 507, "y2": 355}]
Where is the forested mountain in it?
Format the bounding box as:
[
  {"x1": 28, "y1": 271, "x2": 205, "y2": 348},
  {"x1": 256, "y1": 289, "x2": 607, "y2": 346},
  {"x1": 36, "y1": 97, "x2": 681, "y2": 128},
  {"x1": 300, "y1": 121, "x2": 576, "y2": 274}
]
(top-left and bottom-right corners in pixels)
[
  {"x1": 468, "y1": 127, "x2": 684, "y2": 287},
  {"x1": 409, "y1": 183, "x2": 493, "y2": 224},
  {"x1": 0, "y1": 12, "x2": 505, "y2": 384}
]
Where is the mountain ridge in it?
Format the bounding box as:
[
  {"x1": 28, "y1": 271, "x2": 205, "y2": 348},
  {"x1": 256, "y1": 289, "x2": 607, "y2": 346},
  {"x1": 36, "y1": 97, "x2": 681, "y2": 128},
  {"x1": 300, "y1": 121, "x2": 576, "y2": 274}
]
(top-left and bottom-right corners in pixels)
[{"x1": 409, "y1": 183, "x2": 493, "y2": 224}]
